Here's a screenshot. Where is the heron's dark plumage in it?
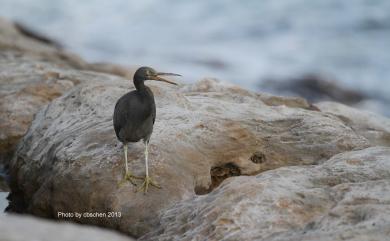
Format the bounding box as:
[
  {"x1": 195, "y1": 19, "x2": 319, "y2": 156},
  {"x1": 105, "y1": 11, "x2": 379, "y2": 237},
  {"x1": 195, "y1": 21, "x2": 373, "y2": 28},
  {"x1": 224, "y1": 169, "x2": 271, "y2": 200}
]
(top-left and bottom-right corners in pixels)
[
  {"x1": 113, "y1": 66, "x2": 178, "y2": 145},
  {"x1": 113, "y1": 86, "x2": 155, "y2": 143}
]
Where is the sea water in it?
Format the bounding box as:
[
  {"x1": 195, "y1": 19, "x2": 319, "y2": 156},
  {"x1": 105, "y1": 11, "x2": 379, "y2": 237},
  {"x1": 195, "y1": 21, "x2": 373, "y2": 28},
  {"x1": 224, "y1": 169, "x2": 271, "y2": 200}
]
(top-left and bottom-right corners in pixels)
[
  {"x1": 0, "y1": 192, "x2": 7, "y2": 214},
  {"x1": 0, "y1": 0, "x2": 389, "y2": 113}
]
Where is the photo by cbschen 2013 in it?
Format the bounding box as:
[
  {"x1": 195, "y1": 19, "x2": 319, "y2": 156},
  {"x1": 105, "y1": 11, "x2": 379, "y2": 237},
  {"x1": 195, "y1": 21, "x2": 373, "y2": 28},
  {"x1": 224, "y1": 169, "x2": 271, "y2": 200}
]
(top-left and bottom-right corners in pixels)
[{"x1": 1, "y1": 1, "x2": 390, "y2": 241}]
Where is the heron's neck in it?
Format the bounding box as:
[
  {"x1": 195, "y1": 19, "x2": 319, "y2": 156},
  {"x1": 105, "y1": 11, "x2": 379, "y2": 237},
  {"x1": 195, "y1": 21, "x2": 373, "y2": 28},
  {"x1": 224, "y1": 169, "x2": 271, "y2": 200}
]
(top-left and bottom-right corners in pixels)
[
  {"x1": 134, "y1": 79, "x2": 146, "y2": 92},
  {"x1": 134, "y1": 79, "x2": 153, "y2": 100}
]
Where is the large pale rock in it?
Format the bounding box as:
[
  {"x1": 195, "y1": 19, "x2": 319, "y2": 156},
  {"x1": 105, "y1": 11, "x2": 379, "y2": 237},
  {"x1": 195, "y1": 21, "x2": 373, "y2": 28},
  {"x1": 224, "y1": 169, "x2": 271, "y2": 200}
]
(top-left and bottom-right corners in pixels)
[
  {"x1": 0, "y1": 214, "x2": 134, "y2": 241},
  {"x1": 0, "y1": 50, "x2": 127, "y2": 166},
  {"x1": 0, "y1": 52, "x2": 74, "y2": 165},
  {"x1": 317, "y1": 101, "x2": 390, "y2": 147},
  {"x1": 0, "y1": 17, "x2": 85, "y2": 165},
  {"x1": 8, "y1": 73, "x2": 372, "y2": 237},
  {"x1": 141, "y1": 146, "x2": 390, "y2": 241},
  {"x1": 0, "y1": 18, "x2": 134, "y2": 166}
]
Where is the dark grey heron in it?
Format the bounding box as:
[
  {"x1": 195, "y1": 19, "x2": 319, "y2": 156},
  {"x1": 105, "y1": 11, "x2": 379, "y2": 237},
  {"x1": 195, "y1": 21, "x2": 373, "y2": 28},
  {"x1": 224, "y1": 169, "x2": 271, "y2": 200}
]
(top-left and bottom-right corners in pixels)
[{"x1": 113, "y1": 66, "x2": 180, "y2": 193}]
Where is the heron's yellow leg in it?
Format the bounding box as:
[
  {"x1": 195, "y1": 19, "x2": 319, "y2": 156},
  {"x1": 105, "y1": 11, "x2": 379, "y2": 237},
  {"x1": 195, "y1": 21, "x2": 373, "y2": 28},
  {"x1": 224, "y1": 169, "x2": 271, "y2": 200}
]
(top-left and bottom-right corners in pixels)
[
  {"x1": 138, "y1": 142, "x2": 161, "y2": 193},
  {"x1": 118, "y1": 144, "x2": 142, "y2": 187}
]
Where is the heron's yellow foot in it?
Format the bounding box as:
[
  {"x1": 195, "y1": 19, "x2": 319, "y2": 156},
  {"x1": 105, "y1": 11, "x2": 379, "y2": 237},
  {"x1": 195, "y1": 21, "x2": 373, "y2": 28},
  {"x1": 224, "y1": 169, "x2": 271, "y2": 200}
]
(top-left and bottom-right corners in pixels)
[
  {"x1": 138, "y1": 176, "x2": 161, "y2": 193},
  {"x1": 118, "y1": 172, "x2": 142, "y2": 187}
]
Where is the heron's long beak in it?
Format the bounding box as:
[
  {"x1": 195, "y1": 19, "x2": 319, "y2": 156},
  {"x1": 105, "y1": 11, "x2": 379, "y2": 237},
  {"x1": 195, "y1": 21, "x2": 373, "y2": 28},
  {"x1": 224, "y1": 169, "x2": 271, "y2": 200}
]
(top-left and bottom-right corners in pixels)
[{"x1": 153, "y1": 72, "x2": 181, "y2": 85}]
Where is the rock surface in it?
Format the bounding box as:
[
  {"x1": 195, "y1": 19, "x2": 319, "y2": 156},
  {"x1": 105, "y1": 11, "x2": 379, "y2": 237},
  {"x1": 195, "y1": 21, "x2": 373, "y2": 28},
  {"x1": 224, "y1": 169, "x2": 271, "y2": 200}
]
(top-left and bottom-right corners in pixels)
[
  {"x1": 0, "y1": 17, "x2": 87, "y2": 69},
  {"x1": 317, "y1": 101, "x2": 390, "y2": 147},
  {"x1": 0, "y1": 51, "x2": 78, "y2": 165},
  {"x1": 0, "y1": 18, "x2": 134, "y2": 166},
  {"x1": 141, "y1": 146, "x2": 390, "y2": 241},
  {"x1": 0, "y1": 175, "x2": 8, "y2": 192},
  {"x1": 262, "y1": 74, "x2": 368, "y2": 105},
  {"x1": 2, "y1": 15, "x2": 390, "y2": 241},
  {"x1": 262, "y1": 74, "x2": 390, "y2": 117},
  {"x1": 8, "y1": 69, "x2": 382, "y2": 238},
  {"x1": 0, "y1": 16, "x2": 82, "y2": 166},
  {"x1": 0, "y1": 214, "x2": 134, "y2": 241}
]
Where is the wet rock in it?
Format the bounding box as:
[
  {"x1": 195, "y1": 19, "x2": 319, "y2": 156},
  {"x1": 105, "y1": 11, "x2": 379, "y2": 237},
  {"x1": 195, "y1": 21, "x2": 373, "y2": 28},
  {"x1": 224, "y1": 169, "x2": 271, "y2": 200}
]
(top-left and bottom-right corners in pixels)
[
  {"x1": 141, "y1": 147, "x2": 390, "y2": 241},
  {"x1": 0, "y1": 178, "x2": 8, "y2": 192},
  {"x1": 0, "y1": 17, "x2": 87, "y2": 69},
  {"x1": 14, "y1": 21, "x2": 63, "y2": 49},
  {"x1": 8, "y1": 74, "x2": 371, "y2": 237},
  {"x1": 182, "y1": 57, "x2": 229, "y2": 70},
  {"x1": 0, "y1": 166, "x2": 9, "y2": 192},
  {"x1": 262, "y1": 74, "x2": 367, "y2": 105},
  {"x1": 0, "y1": 17, "x2": 135, "y2": 76},
  {"x1": 0, "y1": 214, "x2": 134, "y2": 241}
]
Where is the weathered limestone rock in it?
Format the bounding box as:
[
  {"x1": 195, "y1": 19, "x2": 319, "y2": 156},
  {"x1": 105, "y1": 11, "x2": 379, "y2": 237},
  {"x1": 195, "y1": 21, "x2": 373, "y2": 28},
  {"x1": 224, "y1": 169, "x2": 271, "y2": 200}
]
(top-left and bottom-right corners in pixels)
[
  {"x1": 0, "y1": 50, "x2": 129, "y2": 166},
  {"x1": 0, "y1": 214, "x2": 134, "y2": 241},
  {"x1": 0, "y1": 52, "x2": 74, "y2": 165},
  {"x1": 317, "y1": 101, "x2": 390, "y2": 147},
  {"x1": 3, "y1": 16, "x2": 389, "y2": 240},
  {"x1": 8, "y1": 73, "x2": 373, "y2": 237},
  {"x1": 0, "y1": 17, "x2": 85, "y2": 165},
  {"x1": 0, "y1": 18, "x2": 134, "y2": 166},
  {"x1": 141, "y1": 146, "x2": 390, "y2": 241}
]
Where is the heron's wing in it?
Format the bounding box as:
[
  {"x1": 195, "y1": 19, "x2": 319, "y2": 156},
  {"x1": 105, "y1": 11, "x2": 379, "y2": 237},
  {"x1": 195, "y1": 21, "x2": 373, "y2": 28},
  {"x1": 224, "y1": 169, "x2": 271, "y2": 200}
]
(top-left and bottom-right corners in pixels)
[
  {"x1": 113, "y1": 99, "x2": 125, "y2": 139},
  {"x1": 113, "y1": 92, "x2": 137, "y2": 139},
  {"x1": 152, "y1": 106, "x2": 156, "y2": 124},
  {"x1": 113, "y1": 91, "x2": 151, "y2": 142}
]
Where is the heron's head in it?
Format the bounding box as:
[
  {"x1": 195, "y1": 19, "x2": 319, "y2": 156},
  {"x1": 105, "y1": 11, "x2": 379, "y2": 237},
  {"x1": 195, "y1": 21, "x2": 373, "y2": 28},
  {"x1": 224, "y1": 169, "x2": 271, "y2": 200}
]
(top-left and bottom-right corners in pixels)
[{"x1": 134, "y1": 66, "x2": 180, "y2": 85}]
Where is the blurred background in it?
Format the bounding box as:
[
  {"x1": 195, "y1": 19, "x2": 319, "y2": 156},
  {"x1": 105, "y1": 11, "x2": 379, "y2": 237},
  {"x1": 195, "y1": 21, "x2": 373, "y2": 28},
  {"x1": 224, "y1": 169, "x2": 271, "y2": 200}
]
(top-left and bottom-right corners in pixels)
[{"x1": 0, "y1": 0, "x2": 389, "y2": 115}]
